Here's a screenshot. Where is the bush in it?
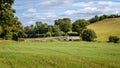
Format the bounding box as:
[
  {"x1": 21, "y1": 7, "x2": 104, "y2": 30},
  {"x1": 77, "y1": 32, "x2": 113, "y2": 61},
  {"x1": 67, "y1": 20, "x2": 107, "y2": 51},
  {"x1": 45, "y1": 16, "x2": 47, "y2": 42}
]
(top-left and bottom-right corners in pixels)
[
  {"x1": 46, "y1": 32, "x2": 52, "y2": 37},
  {"x1": 27, "y1": 34, "x2": 46, "y2": 38},
  {"x1": 81, "y1": 29, "x2": 97, "y2": 41},
  {"x1": 0, "y1": 26, "x2": 2, "y2": 35},
  {"x1": 0, "y1": 38, "x2": 3, "y2": 40},
  {"x1": 4, "y1": 35, "x2": 13, "y2": 40},
  {"x1": 53, "y1": 31, "x2": 65, "y2": 36},
  {"x1": 109, "y1": 36, "x2": 119, "y2": 43},
  {"x1": 17, "y1": 38, "x2": 25, "y2": 41},
  {"x1": 68, "y1": 32, "x2": 79, "y2": 36}
]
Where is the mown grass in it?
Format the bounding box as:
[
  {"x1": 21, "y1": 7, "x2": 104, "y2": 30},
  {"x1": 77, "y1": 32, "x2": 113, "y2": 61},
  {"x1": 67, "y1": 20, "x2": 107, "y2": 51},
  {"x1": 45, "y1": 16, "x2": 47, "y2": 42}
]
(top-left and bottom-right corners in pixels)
[
  {"x1": 87, "y1": 18, "x2": 120, "y2": 41},
  {"x1": 0, "y1": 41, "x2": 120, "y2": 68}
]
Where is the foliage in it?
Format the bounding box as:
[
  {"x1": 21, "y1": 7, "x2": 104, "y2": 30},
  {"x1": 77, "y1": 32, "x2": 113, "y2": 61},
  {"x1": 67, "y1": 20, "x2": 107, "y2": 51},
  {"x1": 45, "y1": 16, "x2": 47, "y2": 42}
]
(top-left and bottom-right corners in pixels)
[
  {"x1": 52, "y1": 25, "x2": 64, "y2": 36},
  {"x1": 72, "y1": 19, "x2": 89, "y2": 35},
  {"x1": 46, "y1": 32, "x2": 52, "y2": 37},
  {"x1": 17, "y1": 38, "x2": 25, "y2": 41},
  {"x1": 0, "y1": 0, "x2": 26, "y2": 40},
  {"x1": 81, "y1": 29, "x2": 97, "y2": 41},
  {"x1": 109, "y1": 36, "x2": 119, "y2": 43},
  {"x1": 68, "y1": 32, "x2": 79, "y2": 36},
  {"x1": 24, "y1": 25, "x2": 35, "y2": 34},
  {"x1": 0, "y1": 26, "x2": 2, "y2": 35},
  {"x1": 89, "y1": 14, "x2": 120, "y2": 24},
  {"x1": 55, "y1": 18, "x2": 72, "y2": 33},
  {"x1": 4, "y1": 34, "x2": 13, "y2": 40},
  {"x1": 35, "y1": 21, "x2": 48, "y2": 34}
]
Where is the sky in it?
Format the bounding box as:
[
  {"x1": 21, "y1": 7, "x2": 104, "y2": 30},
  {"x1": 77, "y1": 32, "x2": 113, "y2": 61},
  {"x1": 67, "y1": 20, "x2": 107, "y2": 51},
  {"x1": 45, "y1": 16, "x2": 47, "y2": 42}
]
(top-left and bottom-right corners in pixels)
[{"x1": 13, "y1": 0, "x2": 120, "y2": 26}]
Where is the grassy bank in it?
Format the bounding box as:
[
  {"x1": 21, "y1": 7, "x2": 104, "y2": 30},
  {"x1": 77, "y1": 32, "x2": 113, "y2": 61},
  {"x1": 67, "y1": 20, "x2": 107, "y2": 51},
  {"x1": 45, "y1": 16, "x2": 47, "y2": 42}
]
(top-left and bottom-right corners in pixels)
[
  {"x1": 0, "y1": 41, "x2": 120, "y2": 68},
  {"x1": 87, "y1": 18, "x2": 120, "y2": 41}
]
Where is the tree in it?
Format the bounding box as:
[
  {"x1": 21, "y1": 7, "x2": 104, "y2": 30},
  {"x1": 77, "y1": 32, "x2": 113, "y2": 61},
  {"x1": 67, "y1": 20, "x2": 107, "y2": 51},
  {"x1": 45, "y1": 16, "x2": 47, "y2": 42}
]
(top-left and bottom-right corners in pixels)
[
  {"x1": 46, "y1": 32, "x2": 52, "y2": 37},
  {"x1": 55, "y1": 18, "x2": 72, "y2": 34},
  {"x1": 0, "y1": 0, "x2": 26, "y2": 40},
  {"x1": 35, "y1": 21, "x2": 48, "y2": 34},
  {"x1": 89, "y1": 14, "x2": 120, "y2": 24},
  {"x1": 81, "y1": 29, "x2": 97, "y2": 41},
  {"x1": 12, "y1": 17, "x2": 26, "y2": 40},
  {"x1": 48, "y1": 25, "x2": 53, "y2": 33},
  {"x1": 52, "y1": 25, "x2": 64, "y2": 36},
  {"x1": 89, "y1": 15, "x2": 100, "y2": 23},
  {"x1": 72, "y1": 19, "x2": 89, "y2": 35},
  {"x1": 24, "y1": 25, "x2": 35, "y2": 34}
]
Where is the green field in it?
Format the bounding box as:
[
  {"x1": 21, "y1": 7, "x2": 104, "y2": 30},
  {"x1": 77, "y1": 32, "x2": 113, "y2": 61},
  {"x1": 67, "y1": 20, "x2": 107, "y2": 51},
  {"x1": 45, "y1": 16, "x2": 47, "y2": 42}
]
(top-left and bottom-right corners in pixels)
[
  {"x1": 0, "y1": 41, "x2": 120, "y2": 68},
  {"x1": 87, "y1": 18, "x2": 120, "y2": 41}
]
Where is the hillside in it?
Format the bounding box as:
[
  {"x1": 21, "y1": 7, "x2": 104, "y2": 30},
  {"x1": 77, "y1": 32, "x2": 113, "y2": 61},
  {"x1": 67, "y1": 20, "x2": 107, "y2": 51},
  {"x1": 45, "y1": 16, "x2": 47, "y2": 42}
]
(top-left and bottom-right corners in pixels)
[{"x1": 87, "y1": 18, "x2": 120, "y2": 41}]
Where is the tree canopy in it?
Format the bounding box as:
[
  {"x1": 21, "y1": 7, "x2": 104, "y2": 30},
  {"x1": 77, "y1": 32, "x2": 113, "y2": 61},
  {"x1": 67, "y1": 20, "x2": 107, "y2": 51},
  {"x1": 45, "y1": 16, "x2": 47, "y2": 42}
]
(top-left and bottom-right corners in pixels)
[
  {"x1": 0, "y1": 0, "x2": 26, "y2": 40},
  {"x1": 72, "y1": 19, "x2": 89, "y2": 35},
  {"x1": 81, "y1": 29, "x2": 97, "y2": 41},
  {"x1": 55, "y1": 18, "x2": 72, "y2": 34}
]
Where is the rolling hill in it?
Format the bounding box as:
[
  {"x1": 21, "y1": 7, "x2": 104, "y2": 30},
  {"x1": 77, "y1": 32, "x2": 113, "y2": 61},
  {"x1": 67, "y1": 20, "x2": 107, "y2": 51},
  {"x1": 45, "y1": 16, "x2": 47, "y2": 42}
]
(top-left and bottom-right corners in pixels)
[{"x1": 87, "y1": 18, "x2": 120, "y2": 41}]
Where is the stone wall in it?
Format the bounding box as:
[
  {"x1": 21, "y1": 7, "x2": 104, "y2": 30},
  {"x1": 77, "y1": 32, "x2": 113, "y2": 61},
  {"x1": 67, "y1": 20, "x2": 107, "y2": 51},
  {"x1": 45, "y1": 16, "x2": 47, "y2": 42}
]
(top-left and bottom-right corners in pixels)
[{"x1": 25, "y1": 36, "x2": 80, "y2": 42}]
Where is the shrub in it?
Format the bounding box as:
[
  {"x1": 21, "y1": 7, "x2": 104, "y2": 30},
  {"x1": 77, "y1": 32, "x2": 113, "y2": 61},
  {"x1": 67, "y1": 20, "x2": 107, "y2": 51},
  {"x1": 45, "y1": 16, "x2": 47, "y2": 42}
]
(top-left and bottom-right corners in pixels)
[
  {"x1": 81, "y1": 29, "x2": 97, "y2": 41},
  {"x1": 28, "y1": 34, "x2": 46, "y2": 38},
  {"x1": 46, "y1": 32, "x2": 52, "y2": 37},
  {"x1": 0, "y1": 38, "x2": 3, "y2": 40},
  {"x1": 0, "y1": 26, "x2": 2, "y2": 35},
  {"x1": 53, "y1": 31, "x2": 65, "y2": 36},
  {"x1": 17, "y1": 38, "x2": 25, "y2": 41},
  {"x1": 4, "y1": 35, "x2": 13, "y2": 40},
  {"x1": 68, "y1": 32, "x2": 79, "y2": 36},
  {"x1": 109, "y1": 36, "x2": 119, "y2": 43}
]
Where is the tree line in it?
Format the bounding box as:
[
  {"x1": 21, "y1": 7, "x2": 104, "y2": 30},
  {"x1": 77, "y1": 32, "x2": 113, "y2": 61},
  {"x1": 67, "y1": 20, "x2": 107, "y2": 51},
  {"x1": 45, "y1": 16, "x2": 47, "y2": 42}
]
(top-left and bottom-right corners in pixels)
[
  {"x1": 89, "y1": 14, "x2": 120, "y2": 24},
  {"x1": 24, "y1": 18, "x2": 88, "y2": 37}
]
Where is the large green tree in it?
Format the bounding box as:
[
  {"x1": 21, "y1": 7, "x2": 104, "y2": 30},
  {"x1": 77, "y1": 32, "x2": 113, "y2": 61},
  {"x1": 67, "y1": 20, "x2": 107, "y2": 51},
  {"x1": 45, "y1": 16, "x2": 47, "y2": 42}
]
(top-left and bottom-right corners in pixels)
[
  {"x1": 24, "y1": 25, "x2": 35, "y2": 34},
  {"x1": 72, "y1": 19, "x2": 89, "y2": 35},
  {"x1": 35, "y1": 21, "x2": 48, "y2": 34},
  {"x1": 52, "y1": 25, "x2": 64, "y2": 36},
  {"x1": 55, "y1": 18, "x2": 72, "y2": 34},
  {"x1": 0, "y1": 0, "x2": 26, "y2": 40}
]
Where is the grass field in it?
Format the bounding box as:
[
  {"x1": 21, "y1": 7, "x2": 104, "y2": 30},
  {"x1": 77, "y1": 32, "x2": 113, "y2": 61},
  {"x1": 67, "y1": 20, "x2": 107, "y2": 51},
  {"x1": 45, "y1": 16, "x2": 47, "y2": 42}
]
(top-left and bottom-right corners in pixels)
[
  {"x1": 87, "y1": 18, "x2": 120, "y2": 41},
  {"x1": 0, "y1": 41, "x2": 120, "y2": 68}
]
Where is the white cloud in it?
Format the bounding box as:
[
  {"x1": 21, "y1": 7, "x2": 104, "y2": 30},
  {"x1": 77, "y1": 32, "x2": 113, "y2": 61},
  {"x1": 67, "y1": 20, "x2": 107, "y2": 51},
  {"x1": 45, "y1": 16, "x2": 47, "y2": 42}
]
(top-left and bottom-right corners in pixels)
[
  {"x1": 73, "y1": 2, "x2": 93, "y2": 7},
  {"x1": 64, "y1": 10, "x2": 77, "y2": 15},
  {"x1": 27, "y1": 21, "x2": 36, "y2": 25},
  {"x1": 18, "y1": 12, "x2": 58, "y2": 25},
  {"x1": 27, "y1": 8, "x2": 37, "y2": 13},
  {"x1": 84, "y1": 7, "x2": 98, "y2": 12},
  {"x1": 98, "y1": 1, "x2": 112, "y2": 7},
  {"x1": 35, "y1": 0, "x2": 73, "y2": 8}
]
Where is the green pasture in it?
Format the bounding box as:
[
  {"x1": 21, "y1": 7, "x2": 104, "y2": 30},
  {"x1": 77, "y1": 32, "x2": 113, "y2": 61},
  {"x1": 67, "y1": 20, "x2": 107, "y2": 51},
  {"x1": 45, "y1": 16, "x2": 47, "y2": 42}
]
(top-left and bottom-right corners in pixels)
[{"x1": 0, "y1": 41, "x2": 120, "y2": 68}]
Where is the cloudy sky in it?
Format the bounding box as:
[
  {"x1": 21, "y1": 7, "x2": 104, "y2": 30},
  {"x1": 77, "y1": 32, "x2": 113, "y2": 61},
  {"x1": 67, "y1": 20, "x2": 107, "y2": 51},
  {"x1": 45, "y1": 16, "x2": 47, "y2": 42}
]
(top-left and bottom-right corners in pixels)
[{"x1": 13, "y1": 0, "x2": 120, "y2": 26}]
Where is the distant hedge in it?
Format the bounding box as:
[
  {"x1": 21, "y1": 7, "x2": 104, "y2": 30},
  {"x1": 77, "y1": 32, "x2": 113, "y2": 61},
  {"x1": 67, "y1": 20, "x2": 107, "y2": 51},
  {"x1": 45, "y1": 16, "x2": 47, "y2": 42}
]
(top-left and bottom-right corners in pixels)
[
  {"x1": 109, "y1": 36, "x2": 119, "y2": 43},
  {"x1": 68, "y1": 32, "x2": 79, "y2": 36}
]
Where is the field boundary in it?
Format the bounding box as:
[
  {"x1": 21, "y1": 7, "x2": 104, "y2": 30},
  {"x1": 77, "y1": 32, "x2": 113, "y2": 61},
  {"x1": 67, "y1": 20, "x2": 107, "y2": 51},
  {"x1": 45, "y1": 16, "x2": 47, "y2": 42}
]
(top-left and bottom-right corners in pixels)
[{"x1": 25, "y1": 36, "x2": 80, "y2": 41}]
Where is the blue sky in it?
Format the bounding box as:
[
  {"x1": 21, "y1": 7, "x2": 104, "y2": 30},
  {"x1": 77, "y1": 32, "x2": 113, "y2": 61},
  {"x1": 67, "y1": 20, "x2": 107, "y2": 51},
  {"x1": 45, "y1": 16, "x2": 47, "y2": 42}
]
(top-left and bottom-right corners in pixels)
[{"x1": 13, "y1": 0, "x2": 120, "y2": 26}]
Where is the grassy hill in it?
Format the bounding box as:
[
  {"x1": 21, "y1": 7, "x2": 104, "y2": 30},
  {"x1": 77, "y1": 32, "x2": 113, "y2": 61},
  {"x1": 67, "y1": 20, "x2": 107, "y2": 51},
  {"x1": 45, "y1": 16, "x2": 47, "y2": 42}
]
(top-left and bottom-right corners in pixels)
[
  {"x1": 0, "y1": 42, "x2": 120, "y2": 68},
  {"x1": 87, "y1": 18, "x2": 120, "y2": 41}
]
